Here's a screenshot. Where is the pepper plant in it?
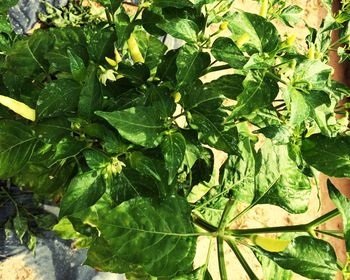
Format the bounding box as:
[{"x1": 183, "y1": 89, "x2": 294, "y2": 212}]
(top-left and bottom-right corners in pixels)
[{"x1": 1, "y1": 0, "x2": 350, "y2": 279}]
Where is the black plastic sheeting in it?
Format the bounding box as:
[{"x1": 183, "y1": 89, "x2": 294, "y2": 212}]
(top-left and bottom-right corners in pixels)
[{"x1": 8, "y1": 0, "x2": 69, "y2": 34}]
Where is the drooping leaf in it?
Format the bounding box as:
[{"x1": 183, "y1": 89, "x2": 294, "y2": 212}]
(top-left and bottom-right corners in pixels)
[
  {"x1": 176, "y1": 44, "x2": 211, "y2": 87},
  {"x1": 211, "y1": 37, "x2": 247, "y2": 68},
  {"x1": 0, "y1": 120, "x2": 37, "y2": 178},
  {"x1": 327, "y1": 180, "x2": 350, "y2": 252},
  {"x1": 302, "y1": 134, "x2": 350, "y2": 177},
  {"x1": 161, "y1": 132, "x2": 186, "y2": 185},
  {"x1": 37, "y1": 79, "x2": 81, "y2": 119},
  {"x1": 89, "y1": 196, "x2": 196, "y2": 277},
  {"x1": 59, "y1": 170, "x2": 106, "y2": 217},
  {"x1": 258, "y1": 236, "x2": 338, "y2": 280}
]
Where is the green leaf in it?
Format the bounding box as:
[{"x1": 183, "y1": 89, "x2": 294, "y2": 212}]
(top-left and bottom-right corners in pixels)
[
  {"x1": 59, "y1": 171, "x2": 106, "y2": 217},
  {"x1": 114, "y1": 9, "x2": 132, "y2": 48},
  {"x1": 78, "y1": 64, "x2": 103, "y2": 119},
  {"x1": 96, "y1": 106, "x2": 165, "y2": 148},
  {"x1": 302, "y1": 134, "x2": 350, "y2": 177},
  {"x1": 226, "y1": 12, "x2": 280, "y2": 53},
  {"x1": 256, "y1": 140, "x2": 311, "y2": 213},
  {"x1": 90, "y1": 196, "x2": 196, "y2": 277},
  {"x1": 293, "y1": 60, "x2": 332, "y2": 90},
  {"x1": 220, "y1": 138, "x2": 256, "y2": 204},
  {"x1": 48, "y1": 137, "x2": 86, "y2": 167},
  {"x1": 133, "y1": 28, "x2": 167, "y2": 70},
  {"x1": 68, "y1": 49, "x2": 86, "y2": 81},
  {"x1": 5, "y1": 30, "x2": 52, "y2": 77},
  {"x1": 255, "y1": 125, "x2": 292, "y2": 145},
  {"x1": 37, "y1": 79, "x2": 81, "y2": 119},
  {"x1": 231, "y1": 71, "x2": 279, "y2": 117},
  {"x1": 327, "y1": 180, "x2": 350, "y2": 252},
  {"x1": 157, "y1": 19, "x2": 199, "y2": 43},
  {"x1": 34, "y1": 118, "x2": 71, "y2": 144},
  {"x1": 85, "y1": 237, "x2": 140, "y2": 273},
  {"x1": 258, "y1": 236, "x2": 338, "y2": 280},
  {"x1": 255, "y1": 252, "x2": 292, "y2": 280},
  {"x1": 13, "y1": 215, "x2": 28, "y2": 243},
  {"x1": 211, "y1": 37, "x2": 247, "y2": 68},
  {"x1": 279, "y1": 5, "x2": 304, "y2": 27},
  {"x1": 0, "y1": 120, "x2": 37, "y2": 178},
  {"x1": 161, "y1": 132, "x2": 186, "y2": 184},
  {"x1": 87, "y1": 26, "x2": 116, "y2": 64},
  {"x1": 153, "y1": 0, "x2": 194, "y2": 9},
  {"x1": 176, "y1": 44, "x2": 211, "y2": 87},
  {"x1": 84, "y1": 150, "x2": 110, "y2": 170}
]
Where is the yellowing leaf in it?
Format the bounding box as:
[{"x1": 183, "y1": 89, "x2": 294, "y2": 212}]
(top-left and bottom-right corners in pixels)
[
  {"x1": 0, "y1": 95, "x2": 36, "y2": 121},
  {"x1": 251, "y1": 235, "x2": 291, "y2": 252}
]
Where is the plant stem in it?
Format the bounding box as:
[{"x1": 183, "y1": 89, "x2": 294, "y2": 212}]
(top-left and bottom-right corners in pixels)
[
  {"x1": 192, "y1": 214, "x2": 218, "y2": 233},
  {"x1": 315, "y1": 229, "x2": 345, "y2": 240},
  {"x1": 266, "y1": 71, "x2": 287, "y2": 85},
  {"x1": 217, "y1": 237, "x2": 228, "y2": 280},
  {"x1": 307, "y1": 209, "x2": 340, "y2": 227},
  {"x1": 202, "y1": 64, "x2": 232, "y2": 75},
  {"x1": 226, "y1": 240, "x2": 259, "y2": 280},
  {"x1": 226, "y1": 224, "x2": 308, "y2": 236},
  {"x1": 218, "y1": 199, "x2": 235, "y2": 232}
]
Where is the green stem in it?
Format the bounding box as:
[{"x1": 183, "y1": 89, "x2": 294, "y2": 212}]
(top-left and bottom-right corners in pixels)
[
  {"x1": 314, "y1": 229, "x2": 345, "y2": 240},
  {"x1": 226, "y1": 240, "x2": 259, "y2": 280},
  {"x1": 202, "y1": 64, "x2": 232, "y2": 75},
  {"x1": 226, "y1": 224, "x2": 308, "y2": 236},
  {"x1": 218, "y1": 199, "x2": 235, "y2": 232},
  {"x1": 307, "y1": 209, "x2": 340, "y2": 227},
  {"x1": 217, "y1": 237, "x2": 228, "y2": 280},
  {"x1": 266, "y1": 71, "x2": 287, "y2": 85},
  {"x1": 192, "y1": 214, "x2": 218, "y2": 233}
]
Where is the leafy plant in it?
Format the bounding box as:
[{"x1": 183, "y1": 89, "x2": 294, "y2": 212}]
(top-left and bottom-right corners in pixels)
[{"x1": 0, "y1": 0, "x2": 350, "y2": 279}]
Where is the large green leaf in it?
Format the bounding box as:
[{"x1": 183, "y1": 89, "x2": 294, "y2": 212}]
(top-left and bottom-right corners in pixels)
[
  {"x1": 96, "y1": 105, "x2": 165, "y2": 148},
  {"x1": 327, "y1": 180, "x2": 350, "y2": 252},
  {"x1": 0, "y1": 120, "x2": 37, "y2": 178},
  {"x1": 255, "y1": 252, "x2": 292, "y2": 280},
  {"x1": 190, "y1": 109, "x2": 239, "y2": 155},
  {"x1": 161, "y1": 132, "x2": 186, "y2": 185},
  {"x1": 220, "y1": 138, "x2": 256, "y2": 204},
  {"x1": 211, "y1": 37, "x2": 247, "y2": 68},
  {"x1": 5, "y1": 30, "x2": 52, "y2": 77},
  {"x1": 133, "y1": 29, "x2": 167, "y2": 70},
  {"x1": 176, "y1": 44, "x2": 211, "y2": 87},
  {"x1": 59, "y1": 171, "x2": 106, "y2": 217},
  {"x1": 258, "y1": 236, "x2": 338, "y2": 280},
  {"x1": 48, "y1": 137, "x2": 86, "y2": 167},
  {"x1": 182, "y1": 74, "x2": 244, "y2": 110},
  {"x1": 87, "y1": 26, "x2": 116, "y2": 64},
  {"x1": 153, "y1": 0, "x2": 194, "y2": 8},
  {"x1": 78, "y1": 64, "x2": 103, "y2": 119},
  {"x1": 293, "y1": 60, "x2": 332, "y2": 90},
  {"x1": 231, "y1": 71, "x2": 279, "y2": 117},
  {"x1": 256, "y1": 140, "x2": 311, "y2": 213},
  {"x1": 89, "y1": 196, "x2": 196, "y2": 277},
  {"x1": 226, "y1": 12, "x2": 280, "y2": 53},
  {"x1": 301, "y1": 134, "x2": 350, "y2": 177},
  {"x1": 157, "y1": 19, "x2": 198, "y2": 43},
  {"x1": 37, "y1": 79, "x2": 81, "y2": 119}
]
